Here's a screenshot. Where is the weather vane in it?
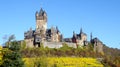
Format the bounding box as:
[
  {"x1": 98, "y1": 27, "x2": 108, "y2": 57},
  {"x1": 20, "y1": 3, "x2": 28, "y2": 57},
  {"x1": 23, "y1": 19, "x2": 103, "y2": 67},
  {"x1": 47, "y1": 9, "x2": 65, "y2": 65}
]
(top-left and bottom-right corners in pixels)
[{"x1": 40, "y1": 2, "x2": 43, "y2": 8}]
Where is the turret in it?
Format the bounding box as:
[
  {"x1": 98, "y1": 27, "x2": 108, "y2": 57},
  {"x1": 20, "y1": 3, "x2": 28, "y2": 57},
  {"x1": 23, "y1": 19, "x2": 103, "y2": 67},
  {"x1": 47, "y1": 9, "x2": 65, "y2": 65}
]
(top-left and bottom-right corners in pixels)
[
  {"x1": 72, "y1": 31, "x2": 77, "y2": 43},
  {"x1": 73, "y1": 31, "x2": 76, "y2": 38},
  {"x1": 35, "y1": 11, "x2": 39, "y2": 18},
  {"x1": 90, "y1": 32, "x2": 93, "y2": 42},
  {"x1": 43, "y1": 11, "x2": 47, "y2": 22}
]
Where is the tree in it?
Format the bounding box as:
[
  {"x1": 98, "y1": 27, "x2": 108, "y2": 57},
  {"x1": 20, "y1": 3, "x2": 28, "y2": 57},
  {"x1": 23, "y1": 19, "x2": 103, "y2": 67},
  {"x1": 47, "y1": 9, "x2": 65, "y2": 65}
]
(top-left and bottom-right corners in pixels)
[
  {"x1": 6, "y1": 34, "x2": 15, "y2": 47},
  {"x1": 8, "y1": 34, "x2": 15, "y2": 42},
  {"x1": 1, "y1": 41, "x2": 24, "y2": 67},
  {"x1": 0, "y1": 45, "x2": 2, "y2": 65}
]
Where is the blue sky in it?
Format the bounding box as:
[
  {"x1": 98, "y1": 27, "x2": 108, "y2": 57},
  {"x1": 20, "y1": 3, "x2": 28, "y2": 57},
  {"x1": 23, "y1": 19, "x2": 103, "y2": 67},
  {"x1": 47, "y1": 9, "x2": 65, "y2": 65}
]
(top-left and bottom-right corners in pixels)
[{"x1": 0, "y1": 0, "x2": 120, "y2": 49}]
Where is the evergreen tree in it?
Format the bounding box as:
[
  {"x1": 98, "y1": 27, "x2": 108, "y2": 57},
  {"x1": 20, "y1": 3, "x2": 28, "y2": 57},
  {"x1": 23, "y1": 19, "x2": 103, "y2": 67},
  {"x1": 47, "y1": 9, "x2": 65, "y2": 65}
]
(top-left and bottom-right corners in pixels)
[{"x1": 2, "y1": 41, "x2": 24, "y2": 67}]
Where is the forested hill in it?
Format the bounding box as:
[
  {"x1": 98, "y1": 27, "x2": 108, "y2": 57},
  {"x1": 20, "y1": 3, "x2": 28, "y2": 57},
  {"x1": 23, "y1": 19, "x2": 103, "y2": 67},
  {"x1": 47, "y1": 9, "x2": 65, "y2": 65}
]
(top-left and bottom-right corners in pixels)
[
  {"x1": 102, "y1": 44, "x2": 120, "y2": 67},
  {"x1": 103, "y1": 44, "x2": 120, "y2": 57}
]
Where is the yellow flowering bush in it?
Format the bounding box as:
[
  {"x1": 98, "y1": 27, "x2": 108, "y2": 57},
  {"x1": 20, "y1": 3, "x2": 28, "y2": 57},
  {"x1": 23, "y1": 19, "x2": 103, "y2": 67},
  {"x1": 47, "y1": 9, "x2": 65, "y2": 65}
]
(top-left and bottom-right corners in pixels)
[
  {"x1": 0, "y1": 46, "x2": 2, "y2": 65},
  {"x1": 23, "y1": 58, "x2": 35, "y2": 67},
  {"x1": 24, "y1": 57, "x2": 104, "y2": 67}
]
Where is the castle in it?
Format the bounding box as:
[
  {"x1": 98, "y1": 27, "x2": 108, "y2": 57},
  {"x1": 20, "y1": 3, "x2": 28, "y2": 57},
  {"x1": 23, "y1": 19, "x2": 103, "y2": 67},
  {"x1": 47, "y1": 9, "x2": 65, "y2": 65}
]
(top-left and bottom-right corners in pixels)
[{"x1": 24, "y1": 8, "x2": 103, "y2": 52}]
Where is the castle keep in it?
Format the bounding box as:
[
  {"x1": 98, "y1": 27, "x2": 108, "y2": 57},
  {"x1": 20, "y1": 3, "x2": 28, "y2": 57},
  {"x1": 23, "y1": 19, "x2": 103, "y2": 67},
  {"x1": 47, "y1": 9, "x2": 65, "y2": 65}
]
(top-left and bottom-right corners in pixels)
[
  {"x1": 24, "y1": 8, "x2": 62, "y2": 47},
  {"x1": 24, "y1": 8, "x2": 103, "y2": 52}
]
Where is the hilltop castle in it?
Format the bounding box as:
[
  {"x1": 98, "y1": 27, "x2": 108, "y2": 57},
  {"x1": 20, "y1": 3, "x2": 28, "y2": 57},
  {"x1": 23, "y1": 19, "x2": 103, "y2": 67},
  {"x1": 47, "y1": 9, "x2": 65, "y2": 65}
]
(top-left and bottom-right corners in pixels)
[{"x1": 24, "y1": 8, "x2": 103, "y2": 52}]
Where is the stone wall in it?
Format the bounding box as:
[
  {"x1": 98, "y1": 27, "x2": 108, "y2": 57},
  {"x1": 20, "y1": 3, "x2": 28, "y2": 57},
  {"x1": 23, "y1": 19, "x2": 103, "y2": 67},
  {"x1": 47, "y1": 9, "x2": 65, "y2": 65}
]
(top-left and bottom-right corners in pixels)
[
  {"x1": 43, "y1": 42, "x2": 63, "y2": 48},
  {"x1": 65, "y1": 42, "x2": 77, "y2": 48},
  {"x1": 25, "y1": 38, "x2": 34, "y2": 48},
  {"x1": 94, "y1": 42, "x2": 103, "y2": 53},
  {"x1": 43, "y1": 42, "x2": 77, "y2": 48}
]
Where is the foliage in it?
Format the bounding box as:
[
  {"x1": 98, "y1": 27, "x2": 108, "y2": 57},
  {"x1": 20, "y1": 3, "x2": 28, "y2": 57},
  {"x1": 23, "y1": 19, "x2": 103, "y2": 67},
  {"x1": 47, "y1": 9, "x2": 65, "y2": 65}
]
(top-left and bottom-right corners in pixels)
[
  {"x1": 23, "y1": 57, "x2": 103, "y2": 67},
  {"x1": 21, "y1": 40, "x2": 26, "y2": 49},
  {"x1": 8, "y1": 35, "x2": 15, "y2": 42},
  {"x1": 3, "y1": 41, "x2": 120, "y2": 67},
  {"x1": 0, "y1": 46, "x2": 2, "y2": 65},
  {"x1": 6, "y1": 34, "x2": 15, "y2": 47},
  {"x1": 24, "y1": 56, "x2": 47, "y2": 67},
  {"x1": 1, "y1": 41, "x2": 24, "y2": 67},
  {"x1": 21, "y1": 43, "x2": 103, "y2": 58},
  {"x1": 22, "y1": 43, "x2": 120, "y2": 66},
  {"x1": 102, "y1": 45, "x2": 120, "y2": 67}
]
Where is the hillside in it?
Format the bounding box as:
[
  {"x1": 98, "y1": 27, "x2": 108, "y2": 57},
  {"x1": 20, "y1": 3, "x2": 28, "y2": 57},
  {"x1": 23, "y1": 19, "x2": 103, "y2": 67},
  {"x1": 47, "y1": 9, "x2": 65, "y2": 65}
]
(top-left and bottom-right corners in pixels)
[
  {"x1": 1, "y1": 43, "x2": 120, "y2": 67},
  {"x1": 24, "y1": 57, "x2": 103, "y2": 67},
  {"x1": 102, "y1": 45, "x2": 120, "y2": 67},
  {"x1": 103, "y1": 44, "x2": 120, "y2": 57}
]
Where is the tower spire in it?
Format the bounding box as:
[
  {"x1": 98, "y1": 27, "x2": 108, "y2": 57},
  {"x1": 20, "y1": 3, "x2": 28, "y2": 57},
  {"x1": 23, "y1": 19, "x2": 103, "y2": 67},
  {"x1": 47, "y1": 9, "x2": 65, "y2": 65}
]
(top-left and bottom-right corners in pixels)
[
  {"x1": 39, "y1": 2, "x2": 43, "y2": 14},
  {"x1": 73, "y1": 31, "x2": 76, "y2": 38},
  {"x1": 56, "y1": 26, "x2": 59, "y2": 33},
  {"x1": 90, "y1": 32, "x2": 93, "y2": 41},
  {"x1": 80, "y1": 28, "x2": 83, "y2": 34},
  {"x1": 39, "y1": 8, "x2": 44, "y2": 15}
]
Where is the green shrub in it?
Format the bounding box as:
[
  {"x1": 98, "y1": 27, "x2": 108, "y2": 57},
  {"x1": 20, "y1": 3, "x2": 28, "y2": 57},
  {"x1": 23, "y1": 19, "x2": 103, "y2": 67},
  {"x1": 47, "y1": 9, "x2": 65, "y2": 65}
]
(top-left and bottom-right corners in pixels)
[{"x1": 1, "y1": 41, "x2": 24, "y2": 67}]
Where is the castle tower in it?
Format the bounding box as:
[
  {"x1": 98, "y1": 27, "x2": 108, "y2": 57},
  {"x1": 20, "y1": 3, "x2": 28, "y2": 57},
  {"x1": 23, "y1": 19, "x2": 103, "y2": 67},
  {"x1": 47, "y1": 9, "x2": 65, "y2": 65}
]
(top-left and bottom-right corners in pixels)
[{"x1": 35, "y1": 8, "x2": 47, "y2": 35}]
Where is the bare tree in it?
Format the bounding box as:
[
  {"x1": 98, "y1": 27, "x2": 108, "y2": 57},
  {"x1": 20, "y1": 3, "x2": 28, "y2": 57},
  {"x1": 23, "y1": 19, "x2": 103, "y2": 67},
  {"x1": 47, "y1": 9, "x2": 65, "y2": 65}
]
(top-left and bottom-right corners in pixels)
[
  {"x1": 5, "y1": 34, "x2": 15, "y2": 47},
  {"x1": 8, "y1": 34, "x2": 15, "y2": 42}
]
